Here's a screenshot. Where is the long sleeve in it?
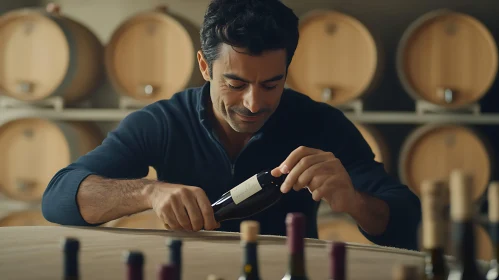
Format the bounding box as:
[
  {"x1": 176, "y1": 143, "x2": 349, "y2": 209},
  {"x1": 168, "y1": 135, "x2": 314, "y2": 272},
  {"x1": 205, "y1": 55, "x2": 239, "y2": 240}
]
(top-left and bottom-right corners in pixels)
[
  {"x1": 41, "y1": 107, "x2": 167, "y2": 226},
  {"x1": 320, "y1": 107, "x2": 422, "y2": 250}
]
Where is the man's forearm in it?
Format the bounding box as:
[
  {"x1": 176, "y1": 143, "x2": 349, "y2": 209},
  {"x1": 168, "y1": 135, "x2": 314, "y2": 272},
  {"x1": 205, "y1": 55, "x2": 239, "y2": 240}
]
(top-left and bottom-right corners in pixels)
[
  {"x1": 346, "y1": 191, "x2": 390, "y2": 236},
  {"x1": 77, "y1": 175, "x2": 155, "y2": 224}
]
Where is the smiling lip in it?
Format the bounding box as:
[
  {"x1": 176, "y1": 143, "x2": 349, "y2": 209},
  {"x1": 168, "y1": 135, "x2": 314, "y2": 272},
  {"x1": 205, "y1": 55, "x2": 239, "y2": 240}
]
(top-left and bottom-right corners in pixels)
[{"x1": 236, "y1": 113, "x2": 262, "y2": 122}]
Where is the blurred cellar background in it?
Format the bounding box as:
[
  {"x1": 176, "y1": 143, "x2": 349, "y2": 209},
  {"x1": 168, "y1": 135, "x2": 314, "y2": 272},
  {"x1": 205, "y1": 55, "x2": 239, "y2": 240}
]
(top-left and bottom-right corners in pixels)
[{"x1": 0, "y1": 0, "x2": 498, "y2": 262}]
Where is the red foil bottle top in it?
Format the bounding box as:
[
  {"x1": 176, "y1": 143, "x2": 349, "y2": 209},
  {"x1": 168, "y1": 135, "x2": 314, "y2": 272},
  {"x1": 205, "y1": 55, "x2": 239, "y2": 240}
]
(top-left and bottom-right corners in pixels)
[
  {"x1": 285, "y1": 212, "x2": 305, "y2": 253},
  {"x1": 329, "y1": 241, "x2": 346, "y2": 279}
]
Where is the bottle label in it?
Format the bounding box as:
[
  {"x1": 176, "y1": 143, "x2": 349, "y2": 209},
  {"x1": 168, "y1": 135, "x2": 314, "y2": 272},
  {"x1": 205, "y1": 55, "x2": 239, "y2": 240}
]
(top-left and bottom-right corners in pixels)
[{"x1": 230, "y1": 174, "x2": 262, "y2": 204}]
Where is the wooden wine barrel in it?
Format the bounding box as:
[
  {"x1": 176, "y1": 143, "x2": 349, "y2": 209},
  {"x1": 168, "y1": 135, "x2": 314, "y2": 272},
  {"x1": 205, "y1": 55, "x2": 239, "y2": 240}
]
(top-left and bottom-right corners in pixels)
[
  {"x1": 0, "y1": 3, "x2": 104, "y2": 104},
  {"x1": 0, "y1": 225, "x2": 474, "y2": 279},
  {"x1": 0, "y1": 209, "x2": 55, "y2": 227},
  {"x1": 0, "y1": 118, "x2": 103, "y2": 202},
  {"x1": 146, "y1": 166, "x2": 157, "y2": 180},
  {"x1": 105, "y1": 5, "x2": 204, "y2": 103},
  {"x1": 317, "y1": 214, "x2": 372, "y2": 245},
  {"x1": 399, "y1": 124, "x2": 493, "y2": 202},
  {"x1": 354, "y1": 123, "x2": 390, "y2": 171},
  {"x1": 396, "y1": 9, "x2": 498, "y2": 108},
  {"x1": 287, "y1": 10, "x2": 382, "y2": 105},
  {"x1": 109, "y1": 210, "x2": 164, "y2": 230}
]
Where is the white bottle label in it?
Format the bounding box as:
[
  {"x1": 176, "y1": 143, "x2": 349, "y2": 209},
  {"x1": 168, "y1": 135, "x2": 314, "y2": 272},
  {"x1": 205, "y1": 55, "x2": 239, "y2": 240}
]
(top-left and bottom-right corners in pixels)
[{"x1": 230, "y1": 174, "x2": 262, "y2": 204}]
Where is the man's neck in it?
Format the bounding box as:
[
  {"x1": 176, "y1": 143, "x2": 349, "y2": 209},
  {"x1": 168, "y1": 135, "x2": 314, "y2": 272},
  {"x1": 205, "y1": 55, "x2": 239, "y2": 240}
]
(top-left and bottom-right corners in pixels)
[{"x1": 207, "y1": 102, "x2": 253, "y2": 160}]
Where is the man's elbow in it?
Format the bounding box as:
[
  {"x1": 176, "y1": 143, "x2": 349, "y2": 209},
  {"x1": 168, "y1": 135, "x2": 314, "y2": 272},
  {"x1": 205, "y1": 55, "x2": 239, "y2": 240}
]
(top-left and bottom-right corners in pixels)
[{"x1": 41, "y1": 168, "x2": 92, "y2": 227}]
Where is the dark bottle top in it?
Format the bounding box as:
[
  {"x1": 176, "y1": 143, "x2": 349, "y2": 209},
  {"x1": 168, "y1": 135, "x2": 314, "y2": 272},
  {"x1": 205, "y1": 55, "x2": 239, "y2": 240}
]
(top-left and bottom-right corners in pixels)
[{"x1": 123, "y1": 251, "x2": 145, "y2": 280}]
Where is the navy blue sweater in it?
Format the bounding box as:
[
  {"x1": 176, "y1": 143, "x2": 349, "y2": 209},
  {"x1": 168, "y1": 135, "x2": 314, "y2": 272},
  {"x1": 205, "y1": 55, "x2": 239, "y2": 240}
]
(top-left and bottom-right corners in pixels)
[{"x1": 42, "y1": 82, "x2": 421, "y2": 250}]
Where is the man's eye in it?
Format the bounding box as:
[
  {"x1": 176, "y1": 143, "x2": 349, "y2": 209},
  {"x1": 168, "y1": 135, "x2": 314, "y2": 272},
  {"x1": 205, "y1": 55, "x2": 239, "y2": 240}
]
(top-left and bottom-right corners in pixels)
[
  {"x1": 263, "y1": 85, "x2": 277, "y2": 90},
  {"x1": 228, "y1": 83, "x2": 245, "y2": 90}
]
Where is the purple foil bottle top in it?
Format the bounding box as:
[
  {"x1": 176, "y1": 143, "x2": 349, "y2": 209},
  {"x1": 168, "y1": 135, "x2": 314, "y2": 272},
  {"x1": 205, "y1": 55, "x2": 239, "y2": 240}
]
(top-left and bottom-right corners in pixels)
[
  {"x1": 329, "y1": 241, "x2": 346, "y2": 280},
  {"x1": 158, "y1": 263, "x2": 177, "y2": 280},
  {"x1": 285, "y1": 212, "x2": 306, "y2": 253}
]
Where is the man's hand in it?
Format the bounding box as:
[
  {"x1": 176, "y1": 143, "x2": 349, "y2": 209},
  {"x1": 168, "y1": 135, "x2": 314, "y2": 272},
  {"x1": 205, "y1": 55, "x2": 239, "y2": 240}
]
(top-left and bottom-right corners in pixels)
[
  {"x1": 271, "y1": 146, "x2": 358, "y2": 214},
  {"x1": 271, "y1": 146, "x2": 390, "y2": 236},
  {"x1": 143, "y1": 182, "x2": 220, "y2": 231}
]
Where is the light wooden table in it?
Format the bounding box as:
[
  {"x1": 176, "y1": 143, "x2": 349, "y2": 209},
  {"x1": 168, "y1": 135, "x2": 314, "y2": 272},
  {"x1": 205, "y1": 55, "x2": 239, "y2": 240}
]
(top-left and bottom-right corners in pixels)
[{"x1": 0, "y1": 225, "x2": 486, "y2": 280}]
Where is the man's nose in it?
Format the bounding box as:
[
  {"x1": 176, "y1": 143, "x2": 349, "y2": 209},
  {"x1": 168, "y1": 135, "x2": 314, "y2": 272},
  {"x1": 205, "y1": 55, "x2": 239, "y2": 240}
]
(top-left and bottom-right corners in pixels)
[{"x1": 243, "y1": 87, "x2": 262, "y2": 113}]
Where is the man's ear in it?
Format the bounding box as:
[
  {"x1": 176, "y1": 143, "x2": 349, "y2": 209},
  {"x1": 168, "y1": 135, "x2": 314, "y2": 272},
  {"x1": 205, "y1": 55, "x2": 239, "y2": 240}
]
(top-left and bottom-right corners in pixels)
[{"x1": 197, "y1": 50, "x2": 211, "y2": 81}]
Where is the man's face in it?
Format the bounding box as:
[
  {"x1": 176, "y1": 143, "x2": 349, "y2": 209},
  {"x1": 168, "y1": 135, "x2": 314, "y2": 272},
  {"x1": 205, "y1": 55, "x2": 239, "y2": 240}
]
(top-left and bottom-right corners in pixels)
[{"x1": 198, "y1": 44, "x2": 287, "y2": 134}]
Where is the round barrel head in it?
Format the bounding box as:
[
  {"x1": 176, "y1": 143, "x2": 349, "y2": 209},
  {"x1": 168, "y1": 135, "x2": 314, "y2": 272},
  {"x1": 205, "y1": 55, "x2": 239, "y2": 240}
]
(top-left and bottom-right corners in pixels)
[
  {"x1": 286, "y1": 10, "x2": 381, "y2": 105},
  {"x1": 0, "y1": 11, "x2": 69, "y2": 101},
  {"x1": 0, "y1": 118, "x2": 71, "y2": 202},
  {"x1": 399, "y1": 124, "x2": 491, "y2": 203},
  {"x1": 105, "y1": 11, "x2": 202, "y2": 102},
  {"x1": 397, "y1": 10, "x2": 498, "y2": 107}
]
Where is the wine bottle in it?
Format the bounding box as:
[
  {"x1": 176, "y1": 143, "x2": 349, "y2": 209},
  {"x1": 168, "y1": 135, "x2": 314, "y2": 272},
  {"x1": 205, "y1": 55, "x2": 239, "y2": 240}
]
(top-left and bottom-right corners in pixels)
[
  {"x1": 486, "y1": 181, "x2": 499, "y2": 280},
  {"x1": 123, "y1": 251, "x2": 145, "y2": 280},
  {"x1": 328, "y1": 241, "x2": 346, "y2": 280},
  {"x1": 212, "y1": 169, "x2": 287, "y2": 222},
  {"x1": 158, "y1": 263, "x2": 177, "y2": 280},
  {"x1": 420, "y1": 179, "x2": 449, "y2": 280},
  {"x1": 282, "y1": 212, "x2": 308, "y2": 280},
  {"x1": 61, "y1": 237, "x2": 80, "y2": 280},
  {"x1": 166, "y1": 239, "x2": 182, "y2": 280},
  {"x1": 447, "y1": 170, "x2": 485, "y2": 280},
  {"x1": 392, "y1": 264, "x2": 421, "y2": 280},
  {"x1": 238, "y1": 220, "x2": 261, "y2": 280}
]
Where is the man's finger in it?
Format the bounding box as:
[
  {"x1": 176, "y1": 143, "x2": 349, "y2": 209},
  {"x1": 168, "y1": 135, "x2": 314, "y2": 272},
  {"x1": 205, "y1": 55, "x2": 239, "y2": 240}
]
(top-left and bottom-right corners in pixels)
[
  {"x1": 306, "y1": 173, "x2": 330, "y2": 192},
  {"x1": 279, "y1": 146, "x2": 320, "y2": 172},
  {"x1": 281, "y1": 153, "x2": 332, "y2": 193},
  {"x1": 195, "y1": 192, "x2": 218, "y2": 231},
  {"x1": 290, "y1": 154, "x2": 334, "y2": 192},
  {"x1": 162, "y1": 205, "x2": 182, "y2": 230},
  {"x1": 310, "y1": 175, "x2": 340, "y2": 202},
  {"x1": 171, "y1": 197, "x2": 193, "y2": 231},
  {"x1": 181, "y1": 191, "x2": 205, "y2": 231}
]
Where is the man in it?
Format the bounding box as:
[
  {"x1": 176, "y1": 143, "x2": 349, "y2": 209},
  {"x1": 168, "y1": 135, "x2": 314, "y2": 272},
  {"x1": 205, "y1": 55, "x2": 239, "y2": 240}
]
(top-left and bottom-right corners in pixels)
[{"x1": 42, "y1": 0, "x2": 421, "y2": 250}]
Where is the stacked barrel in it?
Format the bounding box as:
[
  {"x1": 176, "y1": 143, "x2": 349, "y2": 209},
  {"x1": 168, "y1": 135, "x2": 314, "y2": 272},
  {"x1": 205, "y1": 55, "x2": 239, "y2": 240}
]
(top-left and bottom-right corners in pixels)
[
  {"x1": 0, "y1": 3, "x2": 201, "y2": 229},
  {"x1": 287, "y1": 9, "x2": 498, "y2": 262}
]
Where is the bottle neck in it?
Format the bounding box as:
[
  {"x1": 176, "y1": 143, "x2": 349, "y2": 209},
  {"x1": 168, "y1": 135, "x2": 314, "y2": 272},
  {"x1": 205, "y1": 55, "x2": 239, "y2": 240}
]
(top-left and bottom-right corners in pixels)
[
  {"x1": 424, "y1": 247, "x2": 448, "y2": 279},
  {"x1": 491, "y1": 223, "x2": 499, "y2": 262},
  {"x1": 452, "y1": 221, "x2": 480, "y2": 274},
  {"x1": 64, "y1": 253, "x2": 78, "y2": 280},
  {"x1": 287, "y1": 251, "x2": 307, "y2": 279},
  {"x1": 169, "y1": 247, "x2": 181, "y2": 280},
  {"x1": 241, "y1": 242, "x2": 260, "y2": 279},
  {"x1": 127, "y1": 265, "x2": 143, "y2": 280}
]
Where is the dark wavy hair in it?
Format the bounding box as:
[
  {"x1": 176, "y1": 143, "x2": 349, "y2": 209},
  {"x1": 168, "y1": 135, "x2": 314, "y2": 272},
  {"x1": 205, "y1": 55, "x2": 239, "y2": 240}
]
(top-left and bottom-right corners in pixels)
[{"x1": 200, "y1": 0, "x2": 299, "y2": 78}]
